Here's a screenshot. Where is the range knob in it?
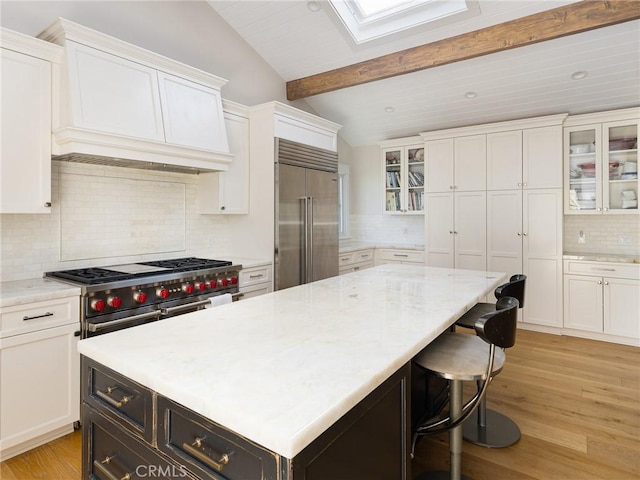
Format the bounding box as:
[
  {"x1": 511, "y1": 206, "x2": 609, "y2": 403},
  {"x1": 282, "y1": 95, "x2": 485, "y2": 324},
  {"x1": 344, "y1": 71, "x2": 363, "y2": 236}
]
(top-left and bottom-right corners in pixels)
[
  {"x1": 220, "y1": 278, "x2": 229, "y2": 287},
  {"x1": 108, "y1": 296, "x2": 122, "y2": 308},
  {"x1": 183, "y1": 283, "x2": 195, "y2": 294},
  {"x1": 157, "y1": 288, "x2": 170, "y2": 299},
  {"x1": 134, "y1": 292, "x2": 147, "y2": 303},
  {"x1": 91, "y1": 299, "x2": 106, "y2": 312},
  {"x1": 209, "y1": 280, "x2": 218, "y2": 289},
  {"x1": 197, "y1": 282, "x2": 208, "y2": 291},
  {"x1": 230, "y1": 276, "x2": 238, "y2": 285}
]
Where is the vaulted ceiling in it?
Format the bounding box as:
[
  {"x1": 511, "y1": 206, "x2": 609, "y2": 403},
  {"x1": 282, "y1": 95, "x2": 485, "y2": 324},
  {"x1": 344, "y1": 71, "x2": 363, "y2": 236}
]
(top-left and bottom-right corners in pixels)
[{"x1": 208, "y1": 1, "x2": 640, "y2": 147}]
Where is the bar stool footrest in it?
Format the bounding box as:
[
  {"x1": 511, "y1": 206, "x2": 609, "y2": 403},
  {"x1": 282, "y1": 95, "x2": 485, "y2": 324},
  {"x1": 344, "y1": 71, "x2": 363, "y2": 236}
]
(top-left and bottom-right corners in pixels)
[{"x1": 462, "y1": 408, "x2": 521, "y2": 448}]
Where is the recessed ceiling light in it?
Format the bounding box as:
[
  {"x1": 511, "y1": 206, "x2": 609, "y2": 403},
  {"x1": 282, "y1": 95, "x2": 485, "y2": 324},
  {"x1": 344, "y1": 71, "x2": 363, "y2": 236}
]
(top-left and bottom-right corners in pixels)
[
  {"x1": 464, "y1": 91, "x2": 477, "y2": 99},
  {"x1": 307, "y1": 1, "x2": 321, "y2": 12},
  {"x1": 384, "y1": 106, "x2": 395, "y2": 113},
  {"x1": 571, "y1": 71, "x2": 588, "y2": 80}
]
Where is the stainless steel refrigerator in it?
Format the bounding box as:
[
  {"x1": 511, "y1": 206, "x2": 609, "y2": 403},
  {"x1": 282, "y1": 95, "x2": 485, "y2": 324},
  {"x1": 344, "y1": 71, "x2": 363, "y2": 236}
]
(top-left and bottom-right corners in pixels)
[{"x1": 274, "y1": 138, "x2": 339, "y2": 290}]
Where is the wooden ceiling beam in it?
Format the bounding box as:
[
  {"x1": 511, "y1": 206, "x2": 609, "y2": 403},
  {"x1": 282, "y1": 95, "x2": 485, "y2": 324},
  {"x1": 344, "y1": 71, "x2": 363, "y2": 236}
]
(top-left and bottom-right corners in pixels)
[{"x1": 286, "y1": 0, "x2": 640, "y2": 100}]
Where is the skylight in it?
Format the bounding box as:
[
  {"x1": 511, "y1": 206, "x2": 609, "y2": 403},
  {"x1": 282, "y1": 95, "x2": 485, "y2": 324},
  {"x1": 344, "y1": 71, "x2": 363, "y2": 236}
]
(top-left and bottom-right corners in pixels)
[{"x1": 329, "y1": 0, "x2": 475, "y2": 44}]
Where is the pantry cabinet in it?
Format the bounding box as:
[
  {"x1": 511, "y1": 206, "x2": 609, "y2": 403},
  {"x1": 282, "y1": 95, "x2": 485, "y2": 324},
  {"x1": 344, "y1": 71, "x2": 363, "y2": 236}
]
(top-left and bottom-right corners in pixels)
[
  {"x1": 380, "y1": 138, "x2": 425, "y2": 214},
  {"x1": 199, "y1": 101, "x2": 250, "y2": 214},
  {"x1": 564, "y1": 108, "x2": 639, "y2": 215},
  {"x1": 563, "y1": 259, "x2": 640, "y2": 346},
  {"x1": 424, "y1": 135, "x2": 486, "y2": 193},
  {"x1": 0, "y1": 28, "x2": 62, "y2": 213}
]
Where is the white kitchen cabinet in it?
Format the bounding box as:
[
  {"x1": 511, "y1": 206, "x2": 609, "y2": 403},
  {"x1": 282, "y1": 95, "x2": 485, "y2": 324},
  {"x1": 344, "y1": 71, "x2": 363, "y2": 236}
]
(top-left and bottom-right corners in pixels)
[
  {"x1": 339, "y1": 249, "x2": 374, "y2": 274},
  {"x1": 564, "y1": 108, "x2": 639, "y2": 215},
  {"x1": 199, "y1": 101, "x2": 250, "y2": 214},
  {"x1": 239, "y1": 263, "x2": 273, "y2": 300},
  {"x1": 0, "y1": 295, "x2": 80, "y2": 461},
  {"x1": 425, "y1": 191, "x2": 486, "y2": 270},
  {"x1": 487, "y1": 125, "x2": 563, "y2": 190},
  {"x1": 380, "y1": 140, "x2": 425, "y2": 214},
  {"x1": 375, "y1": 248, "x2": 424, "y2": 266},
  {"x1": 38, "y1": 18, "x2": 232, "y2": 171},
  {"x1": 564, "y1": 260, "x2": 640, "y2": 345},
  {"x1": 0, "y1": 28, "x2": 62, "y2": 214},
  {"x1": 424, "y1": 135, "x2": 486, "y2": 193},
  {"x1": 487, "y1": 189, "x2": 563, "y2": 328}
]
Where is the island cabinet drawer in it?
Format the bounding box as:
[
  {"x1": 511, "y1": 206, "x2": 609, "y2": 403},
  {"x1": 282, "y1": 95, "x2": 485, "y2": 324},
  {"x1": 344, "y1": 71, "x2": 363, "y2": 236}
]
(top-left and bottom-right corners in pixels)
[
  {"x1": 157, "y1": 395, "x2": 280, "y2": 480},
  {"x1": 83, "y1": 405, "x2": 189, "y2": 480},
  {"x1": 83, "y1": 358, "x2": 154, "y2": 443}
]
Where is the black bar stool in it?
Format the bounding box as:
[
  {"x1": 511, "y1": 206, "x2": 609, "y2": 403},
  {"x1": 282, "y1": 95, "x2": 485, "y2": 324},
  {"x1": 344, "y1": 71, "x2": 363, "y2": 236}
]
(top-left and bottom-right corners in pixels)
[
  {"x1": 412, "y1": 296, "x2": 519, "y2": 480},
  {"x1": 455, "y1": 274, "x2": 526, "y2": 448}
]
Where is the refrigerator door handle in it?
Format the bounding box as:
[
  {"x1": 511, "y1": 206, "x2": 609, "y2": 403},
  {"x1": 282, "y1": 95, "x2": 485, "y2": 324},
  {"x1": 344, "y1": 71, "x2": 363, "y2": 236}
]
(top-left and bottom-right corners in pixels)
[
  {"x1": 300, "y1": 196, "x2": 309, "y2": 285},
  {"x1": 308, "y1": 196, "x2": 314, "y2": 283}
]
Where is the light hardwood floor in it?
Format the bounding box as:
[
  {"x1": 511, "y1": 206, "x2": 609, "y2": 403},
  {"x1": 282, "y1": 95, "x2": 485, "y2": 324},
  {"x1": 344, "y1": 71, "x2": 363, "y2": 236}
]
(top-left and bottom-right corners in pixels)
[{"x1": 1, "y1": 330, "x2": 638, "y2": 479}]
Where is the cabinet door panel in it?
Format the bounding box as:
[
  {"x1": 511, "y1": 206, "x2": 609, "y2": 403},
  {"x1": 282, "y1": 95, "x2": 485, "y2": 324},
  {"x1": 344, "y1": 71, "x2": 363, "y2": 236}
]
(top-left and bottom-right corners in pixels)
[
  {"x1": 454, "y1": 191, "x2": 486, "y2": 270},
  {"x1": 454, "y1": 135, "x2": 486, "y2": 191},
  {"x1": 524, "y1": 190, "x2": 562, "y2": 258},
  {"x1": 525, "y1": 258, "x2": 563, "y2": 327},
  {"x1": 487, "y1": 190, "x2": 523, "y2": 278},
  {"x1": 426, "y1": 193, "x2": 454, "y2": 268},
  {"x1": 425, "y1": 139, "x2": 453, "y2": 193},
  {"x1": 487, "y1": 130, "x2": 522, "y2": 190},
  {"x1": 158, "y1": 71, "x2": 228, "y2": 152},
  {"x1": 0, "y1": 48, "x2": 51, "y2": 213},
  {"x1": 524, "y1": 125, "x2": 563, "y2": 189},
  {"x1": 604, "y1": 278, "x2": 640, "y2": 338},
  {"x1": 563, "y1": 275, "x2": 603, "y2": 332},
  {"x1": 66, "y1": 41, "x2": 164, "y2": 141}
]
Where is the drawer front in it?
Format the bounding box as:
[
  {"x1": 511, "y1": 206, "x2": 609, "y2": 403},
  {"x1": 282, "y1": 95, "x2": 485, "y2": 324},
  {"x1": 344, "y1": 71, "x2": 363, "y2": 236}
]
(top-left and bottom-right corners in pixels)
[
  {"x1": 377, "y1": 249, "x2": 425, "y2": 264},
  {"x1": 83, "y1": 405, "x2": 188, "y2": 480},
  {"x1": 339, "y1": 252, "x2": 355, "y2": 266},
  {"x1": 83, "y1": 358, "x2": 154, "y2": 443},
  {"x1": 240, "y1": 283, "x2": 273, "y2": 300},
  {"x1": 158, "y1": 396, "x2": 279, "y2": 480},
  {"x1": 564, "y1": 260, "x2": 640, "y2": 280},
  {"x1": 352, "y1": 249, "x2": 374, "y2": 264},
  {"x1": 0, "y1": 296, "x2": 79, "y2": 338},
  {"x1": 239, "y1": 265, "x2": 272, "y2": 288}
]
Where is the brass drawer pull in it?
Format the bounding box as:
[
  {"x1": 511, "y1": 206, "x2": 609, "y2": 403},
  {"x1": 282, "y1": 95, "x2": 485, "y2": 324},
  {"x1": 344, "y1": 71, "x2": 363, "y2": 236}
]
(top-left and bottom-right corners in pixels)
[
  {"x1": 96, "y1": 386, "x2": 132, "y2": 409},
  {"x1": 182, "y1": 437, "x2": 230, "y2": 472},
  {"x1": 93, "y1": 456, "x2": 132, "y2": 480}
]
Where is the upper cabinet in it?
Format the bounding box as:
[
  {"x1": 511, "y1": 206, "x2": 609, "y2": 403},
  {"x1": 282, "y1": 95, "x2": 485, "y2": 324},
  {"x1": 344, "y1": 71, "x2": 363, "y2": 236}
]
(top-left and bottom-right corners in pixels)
[
  {"x1": 380, "y1": 139, "x2": 425, "y2": 214},
  {"x1": 424, "y1": 135, "x2": 486, "y2": 193},
  {"x1": 0, "y1": 28, "x2": 63, "y2": 214},
  {"x1": 199, "y1": 101, "x2": 250, "y2": 215},
  {"x1": 564, "y1": 108, "x2": 639, "y2": 215},
  {"x1": 37, "y1": 18, "x2": 232, "y2": 173}
]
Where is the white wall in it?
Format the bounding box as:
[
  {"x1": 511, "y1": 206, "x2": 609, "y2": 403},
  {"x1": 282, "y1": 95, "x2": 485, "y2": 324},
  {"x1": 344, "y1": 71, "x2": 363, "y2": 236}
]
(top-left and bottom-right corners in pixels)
[{"x1": 348, "y1": 145, "x2": 424, "y2": 245}]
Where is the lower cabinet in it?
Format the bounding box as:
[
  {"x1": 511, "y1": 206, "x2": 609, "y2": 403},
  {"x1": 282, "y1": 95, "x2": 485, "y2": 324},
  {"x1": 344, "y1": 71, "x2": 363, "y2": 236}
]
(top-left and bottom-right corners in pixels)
[
  {"x1": 563, "y1": 260, "x2": 640, "y2": 345},
  {"x1": 375, "y1": 248, "x2": 425, "y2": 266},
  {"x1": 0, "y1": 295, "x2": 80, "y2": 461},
  {"x1": 339, "y1": 249, "x2": 374, "y2": 274},
  {"x1": 239, "y1": 263, "x2": 273, "y2": 299},
  {"x1": 82, "y1": 358, "x2": 411, "y2": 480}
]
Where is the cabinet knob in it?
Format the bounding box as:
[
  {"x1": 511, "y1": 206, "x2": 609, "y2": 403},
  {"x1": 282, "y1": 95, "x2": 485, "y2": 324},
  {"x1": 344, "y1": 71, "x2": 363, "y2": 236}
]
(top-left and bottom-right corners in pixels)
[
  {"x1": 597, "y1": 280, "x2": 603, "y2": 285},
  {"x1": 44, "y1": 202, "x2": 52, "y2": 207},
  {"x1": 523, "y1": 232, "x2": 528, "y2": 236},
  {"x1": 523, "y1": 182, "x2": 528, "y2": 187},
  {"x1": 221, "y1": 206, "x2": 226, "y2": 211},
  {"x1": 597, "y1": 207, "x2": 602, "y2": 211},
  {"x1": 517, "y1": 232, "x2": 522, "y2": 236},
  {"x1": 517, "y1": 182, "x2": 522, "y2": 187},
  {"x1": 604, "y1": 281, "x2": 609, "y2": 285},
  {"x1": 603, "y1": 207, "x2": 609, "y2": 211}
]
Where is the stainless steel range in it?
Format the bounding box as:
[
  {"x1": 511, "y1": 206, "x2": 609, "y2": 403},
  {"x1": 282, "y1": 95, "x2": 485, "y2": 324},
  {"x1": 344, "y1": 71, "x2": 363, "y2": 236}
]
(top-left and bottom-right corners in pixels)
[{"x1": 45, "y1": 257, "x2": 241, "y2": 338}]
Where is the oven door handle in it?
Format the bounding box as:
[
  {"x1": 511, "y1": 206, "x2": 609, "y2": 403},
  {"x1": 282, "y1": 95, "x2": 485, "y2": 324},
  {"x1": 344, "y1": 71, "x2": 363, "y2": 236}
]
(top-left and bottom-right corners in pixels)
[
  {"x1": 87, "y1": 311, "x2": 161, "y2": 333},
  {"x1": 160, "y1": 298, "x2": 215, "y2": 316}
]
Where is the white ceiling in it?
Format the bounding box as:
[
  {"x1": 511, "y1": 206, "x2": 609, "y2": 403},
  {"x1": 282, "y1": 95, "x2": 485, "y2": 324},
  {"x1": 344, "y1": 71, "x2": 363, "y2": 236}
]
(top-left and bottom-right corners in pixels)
[{"x1": 208, "y1": 0, "x2": 640, "y2": 147}]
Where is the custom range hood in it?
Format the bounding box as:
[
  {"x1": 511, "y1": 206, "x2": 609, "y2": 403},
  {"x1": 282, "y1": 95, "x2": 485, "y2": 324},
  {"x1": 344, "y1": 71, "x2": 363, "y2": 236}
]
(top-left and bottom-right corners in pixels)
[{"x1": 37, "y1": 18, "x2": 232, "y2": 174}]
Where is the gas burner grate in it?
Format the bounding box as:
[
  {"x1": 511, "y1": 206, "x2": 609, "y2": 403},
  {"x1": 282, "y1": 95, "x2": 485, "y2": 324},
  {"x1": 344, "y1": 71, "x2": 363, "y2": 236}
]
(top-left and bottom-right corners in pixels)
[
  {"x1": 48, "y1": 268, "x2": 136, "y2": 285},
  {"x1": 139, "y1": 257, "x2": 232, "y2": 271}
]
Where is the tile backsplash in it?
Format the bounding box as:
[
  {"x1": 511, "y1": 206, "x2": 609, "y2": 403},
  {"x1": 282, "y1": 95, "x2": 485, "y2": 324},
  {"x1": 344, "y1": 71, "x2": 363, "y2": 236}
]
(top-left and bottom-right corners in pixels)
[
  {"x1": 0, "y1": 161, "x2": 231, "y2": 282},
  {"x1": 563, "y1": 214, "x2": 640, "y2": 256},
  {"x1": 349, "y1": 214, "x2": 424, "y2": 246}
]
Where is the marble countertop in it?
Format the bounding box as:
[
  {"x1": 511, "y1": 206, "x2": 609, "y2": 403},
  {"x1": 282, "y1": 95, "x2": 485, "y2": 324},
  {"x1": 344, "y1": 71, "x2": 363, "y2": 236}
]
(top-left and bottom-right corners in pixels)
[
  {"x1": 225, "y1": 256, "x2": 272, "y2": 269},
  {"x1": 339, "y1": 242, "x2": 424, "y2": 253},
  {"x1": 0, "y1": 278, "x2": 81, "y2": 309},
  {"x1": 563, "y1": 252, "x2": 640, "y2": 264},
  {"x1": 78, "y1": 264, "x2": 504, "y2": 459}
]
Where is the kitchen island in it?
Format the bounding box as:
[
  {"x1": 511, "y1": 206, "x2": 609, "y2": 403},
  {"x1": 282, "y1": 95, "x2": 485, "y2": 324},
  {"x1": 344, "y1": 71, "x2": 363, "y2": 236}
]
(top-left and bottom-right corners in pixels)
[{"x1": 78, "y1": 265, "x2": 505, "y2": 479}]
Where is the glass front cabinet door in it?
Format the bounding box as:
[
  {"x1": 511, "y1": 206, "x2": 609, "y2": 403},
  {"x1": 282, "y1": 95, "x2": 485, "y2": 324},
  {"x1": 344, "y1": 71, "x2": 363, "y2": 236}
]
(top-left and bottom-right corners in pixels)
[
  {"x1": 382, "y1": 144, "x2": 425, "y2": 214},
  {"x1": 565, "y1": 119, "x2": 638, "y2": 214}
]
